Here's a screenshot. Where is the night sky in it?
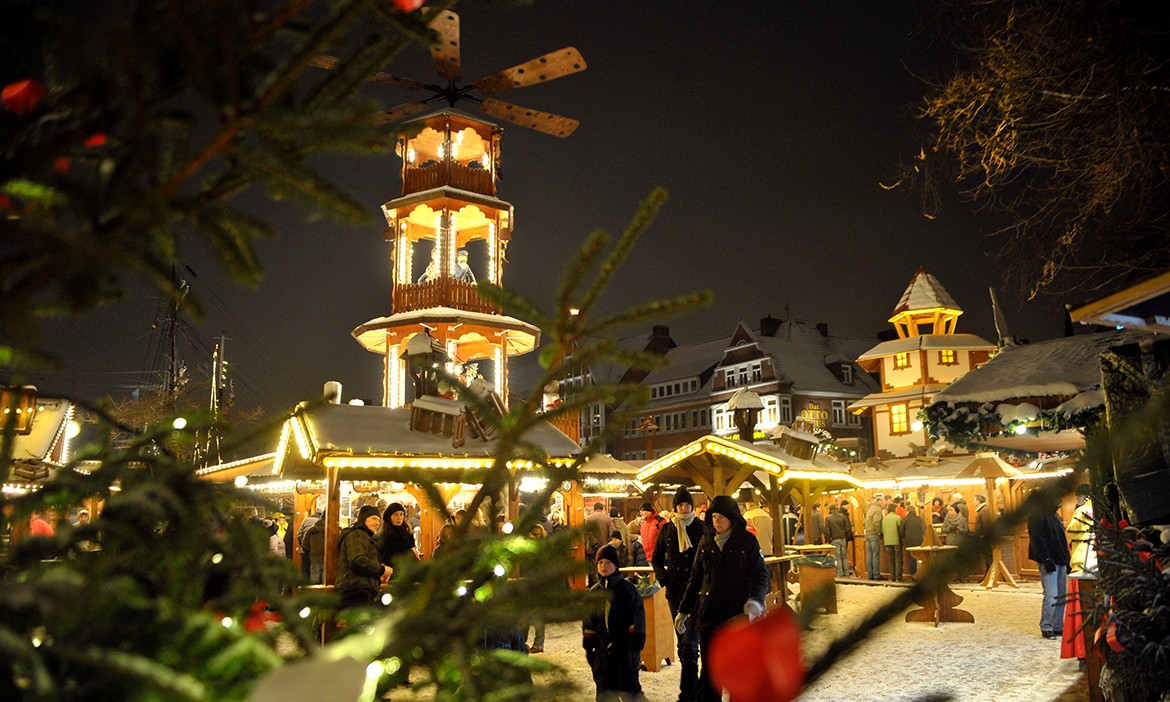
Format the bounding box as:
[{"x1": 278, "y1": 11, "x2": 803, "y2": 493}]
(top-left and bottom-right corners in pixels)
[{"x1": 35, "y1": 1, "x2": 1065, "y2": 414}]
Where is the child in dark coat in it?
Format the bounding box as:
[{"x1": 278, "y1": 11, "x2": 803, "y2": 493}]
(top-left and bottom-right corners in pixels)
[{"x1": 582, "y1": 544, "x2": 646, "y2": 700}]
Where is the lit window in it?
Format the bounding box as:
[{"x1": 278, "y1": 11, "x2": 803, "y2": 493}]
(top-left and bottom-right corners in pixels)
[
  {"x1": 938, "y1": 349, "x2": 956, "y2": 365},
  {"x1": 893, "y1": 352, "x2": 910, "y2": 370},
  {"x1": 890, "y1": 403, "x2": 909, "y2": 434}
]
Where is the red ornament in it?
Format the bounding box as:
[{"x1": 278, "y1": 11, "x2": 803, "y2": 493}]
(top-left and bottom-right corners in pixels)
[
  {"x1": 244, "y1": 600, "x2": 280, "y2": 633},
  {"x1": 0, "y1": 194, "x2": 12, "y2": 212},
  {"x1": 709, "y1": 606, "x2": 805, "y2": 702},
  {"x1": 2, "y1": 79, "x2": 45, "y2": 115},
  {"x1": 390, "y1": 0, "x2": 426, "y2": 11},
  {"x1": 84, "y1": 133, "x2": 108, "y2": 148},
  {"x1": 53, "y1": 158, "x2": 70, "y2": 174}
]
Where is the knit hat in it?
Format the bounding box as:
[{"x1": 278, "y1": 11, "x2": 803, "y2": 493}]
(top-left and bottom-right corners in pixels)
[
  {"x1": 610, "y1": 530, "x2": 623, "y2": 540},
  {"x1": 706, "y1": 495, "x2": 746, "y2": 529},
  {"x1": 673, "y1": 486, "x2": 694, "y2": 508},
  {"x1": 596, "y1": 544, "x2": 620, "y2": 568},
  {"x1": 639, "y1": 502, "x2": 654, "y2": 512},
  {"x1": 356, "y1": 504, "x2": 381, "y2": 524},
  {"x1": 384, "y1": 502, "x2": 406, "y2": 520}
]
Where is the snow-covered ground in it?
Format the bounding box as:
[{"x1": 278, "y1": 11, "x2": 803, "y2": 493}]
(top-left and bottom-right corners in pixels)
[{"x1": 389, "y1": 580, "x2": 1085, "y2": 701}]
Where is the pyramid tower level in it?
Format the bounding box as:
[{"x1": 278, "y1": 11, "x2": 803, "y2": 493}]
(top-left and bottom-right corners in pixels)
[{"x1": 352, "y1": 110, "x2": 539, "y2": 408}]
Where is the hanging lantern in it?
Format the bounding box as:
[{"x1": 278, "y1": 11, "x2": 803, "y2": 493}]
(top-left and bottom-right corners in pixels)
[{"x1": 1, "y1": 385, "x2": 38, "y2": 435}]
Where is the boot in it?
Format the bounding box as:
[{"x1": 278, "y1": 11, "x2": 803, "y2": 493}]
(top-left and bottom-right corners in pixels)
[{"x1": 677, "y1": 662, "x2": 699, "y2": 702}]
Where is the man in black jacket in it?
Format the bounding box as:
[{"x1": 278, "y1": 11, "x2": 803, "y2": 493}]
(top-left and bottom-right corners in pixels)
[
  {"x1": 335, "y1": 505, "x2": 392, "y2": 609},
  {"x1": 825, "y1": 504, "x2": 852, "y2": 577},
  {"x1": 652, "y1": 486, "x2": 706, "y2": 701},
  {"x1": 675, "y1": 496, "x2": 769, "y2": 702},
  {"x1": 1028, "y1": 496, "x2": 1071, "y2": 639}
]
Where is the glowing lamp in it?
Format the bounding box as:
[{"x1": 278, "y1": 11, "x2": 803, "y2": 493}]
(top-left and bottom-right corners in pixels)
[
  {"x1": 1014, "y1": 424, "x2": 1029, "y2": 435},
  {"x1": 0, "y1": 385, "x2": 37, "y2": 434}
]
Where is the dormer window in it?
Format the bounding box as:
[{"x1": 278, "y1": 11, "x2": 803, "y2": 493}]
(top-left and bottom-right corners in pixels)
[
  {"x1": 893, "y1": 352, "x2": 910, "y2": 370},
  {"x1": 938, "y1": 349, "x2": 957, "y2": 365},
  {"x1": 841, "y1": 364, "x2": 853, "y2": 384}
]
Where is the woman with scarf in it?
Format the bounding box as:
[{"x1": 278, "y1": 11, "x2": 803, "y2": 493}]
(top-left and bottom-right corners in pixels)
[
  {"x1": 377, "y1": 502, "x2": 420, "y2": 580},
  {"x1": 652, "y1": 486, "x2": 707, "y2": 702},
  {"x1": 582, "y1": 543, "x2": 646, "y2": 700},
  {"x1": 674, "y1": 495, "x2": 769, "y2": 702}
]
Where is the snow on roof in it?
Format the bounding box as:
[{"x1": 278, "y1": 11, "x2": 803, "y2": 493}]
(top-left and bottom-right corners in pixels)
[
  {"x1": 299, "y1": 403, "x2": 580, "y2": 457},
  {"x1": 753, "y1": 323, "x2": 880, "y2": 395},
  {"x1": 892, "y1": 268, "x2": 962, "y2": 315},
  {"x1": 848, "y1": 384, "x2": 949, "y2": 412},
  {"x1": 856, "y1": 333, "x2": 995, "y2": 362},
  {"x1": 352, "y1": 307, "x2": 540, "y2": 355},
  {"x1": 9, "y1": 397, "x2": 72, "y2": 463},
  {"x1": 929, "y1": 329, "x2": 1158, "y2": 405},
  {"x1": 640, "y1": 335, "x2": 729, "y2": 387}
]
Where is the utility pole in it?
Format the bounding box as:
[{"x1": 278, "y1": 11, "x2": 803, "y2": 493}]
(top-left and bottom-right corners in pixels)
[{"x1": 197, "y1": 335, "x2": 231, "y2": 467}]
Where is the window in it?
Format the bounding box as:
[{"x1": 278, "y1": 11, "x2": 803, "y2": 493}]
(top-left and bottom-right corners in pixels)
[
  {"x1": 738, "y1": 367, "x2": 749, "y2": 386},
  {"x1": 763, "y1": 395, "x2": 778, "y2": 425},
  {"x1": 751, "y1": 362, "x2": 762, "y2": 383},
  {"x1": 779, "y1": 396, "x2": 793, "y2": 424},
  {"x1": 938, "y1": 349, "x2": 956, "y2": 365},
  {"x1": 890, "y1": 403, "x2": 909, "y2": 434},
  {"x1": 726, "y1": 369, "x2": 737, "y2": 387},
  {"x1": 893, "y1": 352, "x2": 910, "y2": 370},
  {"x1": 832, "y1": 400, "x2": 847, "y2": 426},
  {"x1": 841, "y1": 364, "x2": 853, "y2": 384}
]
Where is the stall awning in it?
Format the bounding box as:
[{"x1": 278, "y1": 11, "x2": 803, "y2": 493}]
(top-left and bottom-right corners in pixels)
[{"x1": 635, "y1": 434, "x2": 860, "y2": 496}]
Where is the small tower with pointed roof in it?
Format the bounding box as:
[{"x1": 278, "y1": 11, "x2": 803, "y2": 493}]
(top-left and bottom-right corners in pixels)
[{"x1": 849, "y1": 268, "x2": 996, "y2": 459}]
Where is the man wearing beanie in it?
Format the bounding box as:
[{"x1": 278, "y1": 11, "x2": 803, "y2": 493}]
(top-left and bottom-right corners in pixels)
[
  {"x1": 582, "y1": 544, "x2": 646, "y2": 700},
  {"x1": 675, "y1": 495, "x2": 768, "y2": 702},
  {"x1": 335, "y1": 505, "x2": 392, "y2": 609},
  {"x1": 652, "y1": 486, "x2": 706, "y2": 701}
]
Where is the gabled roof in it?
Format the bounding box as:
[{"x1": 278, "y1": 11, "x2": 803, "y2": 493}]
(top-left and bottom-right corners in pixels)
[
  {"x1": 929, "y1": 329, "x2": 1157, "y2": 405},
  {"x1": 640, "y1": 335, "x2": 728, "y2": 387},
  {"x1": 751, "y1": 322, "x2": 880, "y2": 396},
  {"x1": 892, "y1": 267, "x2": 962, "y2": 316}
]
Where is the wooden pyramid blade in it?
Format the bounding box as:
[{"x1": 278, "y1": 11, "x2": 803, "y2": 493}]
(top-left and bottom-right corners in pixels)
[
  {"x1": 370, "y1": 71, "x2": 429, "y2": 92},
  {"x1": 429, "y1": 10, "x2": 461, "y2": 81},
  {"x1": 310, "y1": 55, "x2": 428, "y2": 92},
  {"x1": 384, "y1": 101, "x2": 432, "y2": 123},
  {"x1": 473, "y1": 47, "x2": 586, "y2": 95},
  {"x1": 480, "y1": 98, "x2": 579, "y2": 138}
]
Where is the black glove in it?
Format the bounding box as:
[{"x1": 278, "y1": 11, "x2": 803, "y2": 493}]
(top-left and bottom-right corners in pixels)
[{"x1": 1043, "y1": 558, "x2": 1056, "y2": 573}]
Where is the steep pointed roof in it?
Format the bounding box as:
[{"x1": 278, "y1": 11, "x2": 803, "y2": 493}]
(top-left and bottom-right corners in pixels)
[{"x1": 892, "y1": 267, "x2": 962, "y2": 317}]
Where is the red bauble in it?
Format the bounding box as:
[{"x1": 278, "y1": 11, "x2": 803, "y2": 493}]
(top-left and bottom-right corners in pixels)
[
  {"x1": 709, "y1": 607, "x2": 805, "y2": 702},
  {"x1": 390, "y1": 0, "x2": 425, "y2": 11},
  {"x1": 84, "y1": 133, "x2": 108, "y2": 148},
  {"x1": 53, "y1": 158, "x2": 70, "y2": 174},
  {"x1": 2, "y1": 79, "x2": 45, "y2": 115}
]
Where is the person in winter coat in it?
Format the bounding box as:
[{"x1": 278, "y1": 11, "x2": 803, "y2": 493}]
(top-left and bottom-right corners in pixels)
[
  {"x1": 864, "y1": 495, "x2": 885, "y2": 580},
  {"x1": 297, "y1": 509, "x2": 322, "y2": 580},
  {"x1": 652, "y1": 486, "x2": 706, "y2": 701},
  {"x1": 582, "y1": 544, "x2": 646, "y2": 701},
  {"x1": 335, "y1": 505, "x2": 392, "y2": 609},
  {"x1": 881, "y1": 503, "x2": 903, "y2": 582},
  {"x1": 825, "y1": 505, "x2": 852, "y2": 577},
  {"x1": 974, "y1": 494, "x2": 993, "y2": 570},
  {"x1": 1028, "y1": 496, "x2": 1071, "y2": 639},
  {"x1": 610, "y1": 506, "x2": 632, "y2": 550},
  {"x1": 378, "y1": 502, "x2": 420, "y2": 581},
  {"x1": 809, "y1": 502, "x2": 826, "y2": 545},
  {"x1": 950, "y1": 493, "x2": 970, "y2": 524},
  {"x1": 304, "y1": 515, "x2": 327, "y2": 584},
  {"x1": 898, "y1": 505, "x2": 925, "y2": 578},
  {"x1": 638, "y1": 502, "x2": 666, "y2": 562},
  {"x1": 608, "y1": 530, "x2": 632, "y2": 567},
  {"x1": 629, "y1": 536, "x2": 648, "y2": 567},
  {"x1": 675, "y1": 495, "x2": 768, "y2": 702},
  {"x1": 941, "y1": 503, "x2": 970, "y2": 581}
]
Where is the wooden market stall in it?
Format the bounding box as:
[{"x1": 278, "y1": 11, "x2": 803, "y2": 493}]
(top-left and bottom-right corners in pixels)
[{"x1": 271, "y1": 400, "x2": 600, "y2": 588}]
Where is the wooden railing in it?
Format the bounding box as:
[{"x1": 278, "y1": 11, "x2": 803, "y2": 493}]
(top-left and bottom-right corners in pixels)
[
  {"x1": 394, "y1": 278, "x2": 500, "y2": 315},
  {"x1": 403, "y1": 161, "x2": 495, "y2": 197}
]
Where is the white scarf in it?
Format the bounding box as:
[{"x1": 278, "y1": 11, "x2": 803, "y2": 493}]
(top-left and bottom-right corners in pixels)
[{"x1": 672, "y1": 511, "x2": 697, "y2": 552}]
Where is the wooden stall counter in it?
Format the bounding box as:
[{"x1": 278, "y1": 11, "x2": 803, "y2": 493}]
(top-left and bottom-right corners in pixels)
[{"x1": 784, "y1": 545, "x2": 838, "y2": 614}]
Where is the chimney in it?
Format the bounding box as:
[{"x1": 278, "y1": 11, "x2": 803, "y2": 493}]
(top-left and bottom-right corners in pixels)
[
  {"x1": 816, "y1": 322, "x2": 829, "y2": 338},
  {"x1": 645, "y1": 325, "x2": 677, "y2": 355},
  {"x1": 760, "y1": 315, "x2": 782, "y2": 337},
  {"x1": 323, "y1": 381, "x2": 342, "y2": 404}
]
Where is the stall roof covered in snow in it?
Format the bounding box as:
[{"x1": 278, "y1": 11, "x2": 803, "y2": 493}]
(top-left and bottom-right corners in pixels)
[
  {"x1": 856, "y1": 334, "x2": 995, "y2": 363},
  {"x1": 929, "y1": 329, "x2": 1158, "y2": 405}
]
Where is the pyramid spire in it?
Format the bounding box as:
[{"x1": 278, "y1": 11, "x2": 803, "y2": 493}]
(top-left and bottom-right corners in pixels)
[{"x1": 888, "y1": 267, "x2": 963, "y2": 338}]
